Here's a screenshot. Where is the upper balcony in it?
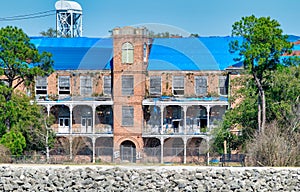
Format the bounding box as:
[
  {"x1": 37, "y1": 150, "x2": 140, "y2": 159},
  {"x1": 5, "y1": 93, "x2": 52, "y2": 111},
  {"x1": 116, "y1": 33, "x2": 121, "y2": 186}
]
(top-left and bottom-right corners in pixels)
[
  {"x1": 142, "y1": 96, "x2": 228, "y2": 137},
  {"x1": 35, "y1": 96, "x2": 114, "y2": 137}
]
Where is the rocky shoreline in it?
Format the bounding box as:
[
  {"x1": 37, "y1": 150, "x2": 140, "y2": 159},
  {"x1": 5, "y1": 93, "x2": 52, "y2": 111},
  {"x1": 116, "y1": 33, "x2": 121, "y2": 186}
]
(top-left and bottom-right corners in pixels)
[{"x1": 0, "y1": 165, "x2": 299, "y2": 191}]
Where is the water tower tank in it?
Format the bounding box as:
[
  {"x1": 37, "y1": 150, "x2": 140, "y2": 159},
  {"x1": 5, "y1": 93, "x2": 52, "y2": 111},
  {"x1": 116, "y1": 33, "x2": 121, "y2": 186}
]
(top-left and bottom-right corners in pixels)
[{"x1": 55, "y1": 0, "x2": 83, "y2": 37}]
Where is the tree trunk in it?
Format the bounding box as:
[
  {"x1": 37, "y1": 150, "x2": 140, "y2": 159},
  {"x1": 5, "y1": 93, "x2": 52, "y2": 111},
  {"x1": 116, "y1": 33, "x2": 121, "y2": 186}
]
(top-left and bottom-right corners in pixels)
[
  {"x1": 253, "y1": 72, "x2": 266, "y2": 133},
  {"x1": 261, "y1": 90, "x2": 266, "y2": 133},
  {"x1": 46, "y1": 129, "x2": 50, "y2": 163},
  {"x1": 258, "y1": 95, "x2": 262, "y2": 132}
]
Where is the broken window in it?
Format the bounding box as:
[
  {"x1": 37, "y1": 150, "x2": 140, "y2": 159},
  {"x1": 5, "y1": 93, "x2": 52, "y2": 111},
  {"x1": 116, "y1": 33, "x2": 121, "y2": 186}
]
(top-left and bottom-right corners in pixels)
[
  {"x1": 122, "y1": 106, "x2": 134, "y2": 126},
  {"x1": 122, "y1": 42, "x2": 134, "y2": 64},
  {"x1": 58, "y1": 76, "x2": 70, "y2": 95},
  {"x1": 122, "y1": 75, "x2": 134, "y2": 96},
  {"x1": 173, "y1": 76, "x2": 184, "y2": 96},
  {"x1": 80, "y1": 76, "x2": 92, "y2": 96},
  {"x1": 35, "y1": 76, "x2": 47, "y2": 95},
  {"x1": 219, "y1": 76, "x2": 228, "y2": 95},
  {"x1": 103, "y1": 76, "x2": 111, "y2": 95},
  {"x1": 195, "y1": 76, "x2": 207, "y2": 95},
  {"x1": 150, "y1": 76, "x2": 161, "y2": 96}
]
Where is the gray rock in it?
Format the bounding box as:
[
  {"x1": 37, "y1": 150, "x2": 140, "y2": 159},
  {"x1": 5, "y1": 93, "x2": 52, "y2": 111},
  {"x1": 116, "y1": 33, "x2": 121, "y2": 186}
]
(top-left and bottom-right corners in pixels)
[{"x1": 0, "y1": 166, "x2": 298, "y2": 191}]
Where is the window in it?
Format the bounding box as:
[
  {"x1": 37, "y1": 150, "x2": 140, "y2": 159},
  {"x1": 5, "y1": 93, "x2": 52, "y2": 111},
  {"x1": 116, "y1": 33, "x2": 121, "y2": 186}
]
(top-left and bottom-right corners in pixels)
[
  {"x1": 59, "y1": 118, "x2": 70, "y2": 128},
  {"x1": 81, "y1": 117, "x2": 92, "y2": 128},
  {"x1": 150, "y1": 76, "x2": 161, "y2": 96},
  {"x1": 80, "y1": 76, "x2": 92, "y2": 96},
  {"x1": 103, "y1": 76, "x2": 112, "y2": 95},
  {"x1": 35, "y1": 76, "x2": 47, "y2": 95},
  {"x1": 122, "y1": 42, "x2": 134, "y2": 63},
  {"x1": 122, "y1": 106, "x2": 134, "y2": 126},
  {"x1": 195, "y1": 76, "x2": 207, "y2": 95},
  {"x1": 219, "y1": 76, "x2": 229, "y2": 95},
  {"x1": 143, "y1": 43, "x2": 147, "y2": 62},
  {"x1": 122, "y1": 75, "x2": 134, "y2": 96},
  {"x1": 173, "y1": 76, "x2": 184, "y2": 96},
  {"x1": 58, "y1": 76, "x2": 70, "y2": 95}
]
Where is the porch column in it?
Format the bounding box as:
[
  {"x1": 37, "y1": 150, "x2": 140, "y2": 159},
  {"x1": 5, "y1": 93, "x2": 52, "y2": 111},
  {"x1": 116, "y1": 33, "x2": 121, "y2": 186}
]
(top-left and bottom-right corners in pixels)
[
  {"x1": 160, "y1": 105, "x2": 165, "y2": 134},
  {"x1": 206, "y1": 105, "x2": 211, "y2": 132},
  {"x1": 69, "y1": 105, "x2": 73, "y2": 134},
  {"x1": 207, "y1": 136, "x2": 210, "y2": 166},
  {"x1": 183, "y1": 106, "x2": 187, "y2": 135},
  {"x1": 92, "y1": 105, "x2": 96, "y2": 134},
  {"x1": 47, "y1": 104, "x2": 51, "y2": 117},
  {"x1": 183, "y1": 137, "x2": 187, "y2": 164},
  {"x1": 69, "y1": 136, "x2": 73, "y2": 160},
  {"x1": 160, "y1": 137, "x2": 164, "y2": 164},
  {"x1": 92, "y1": 137, "x2": 96, "y2": 163}
]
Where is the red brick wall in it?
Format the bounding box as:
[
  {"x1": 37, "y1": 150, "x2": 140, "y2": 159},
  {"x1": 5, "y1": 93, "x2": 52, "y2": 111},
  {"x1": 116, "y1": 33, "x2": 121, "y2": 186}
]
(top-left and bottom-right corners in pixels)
[
  {"x1": 112, "y1": 27, "x2": 150, "y2": 151},
  {"x1": 146, "y1": 71, "x2": 225, "y2": 97}
]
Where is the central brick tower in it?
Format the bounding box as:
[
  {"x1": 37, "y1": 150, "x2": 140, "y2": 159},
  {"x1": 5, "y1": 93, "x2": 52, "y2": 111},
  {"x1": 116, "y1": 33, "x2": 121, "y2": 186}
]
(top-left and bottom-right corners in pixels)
[{"x1": 112, "y1": 26, "x2": 150, "y2": 162}]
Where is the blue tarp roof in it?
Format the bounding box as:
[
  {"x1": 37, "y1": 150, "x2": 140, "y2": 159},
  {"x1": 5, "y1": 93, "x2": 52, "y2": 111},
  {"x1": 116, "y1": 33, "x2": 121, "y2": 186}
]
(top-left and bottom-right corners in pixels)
[
  {"x1": 30, "y1": 35, "x2": 300, "y2": 71},
  {"x1": 30, "y1": 37, "x2": 113, "y2": 70},
  {"x1": 287, "y1": 35, "x2": 300, "y2": 42},
  {"x1": 148, "y1": 37, "x2": 243, "y2": 71}
]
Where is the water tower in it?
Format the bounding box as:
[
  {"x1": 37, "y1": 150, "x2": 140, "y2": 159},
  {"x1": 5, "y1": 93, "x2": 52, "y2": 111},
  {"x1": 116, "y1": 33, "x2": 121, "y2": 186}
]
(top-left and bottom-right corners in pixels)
[{"x1": 55, "y1": 0, "x2": 82, "y2": 37}]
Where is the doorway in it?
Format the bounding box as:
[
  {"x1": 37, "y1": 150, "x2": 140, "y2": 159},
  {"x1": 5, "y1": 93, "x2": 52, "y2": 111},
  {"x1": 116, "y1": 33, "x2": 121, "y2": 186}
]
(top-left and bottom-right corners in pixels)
[
  {"x1": 81, "y1": 116, "x2": 92, "y2": 133},
  {"x1": 120, "y1": 140, "x2": 136, "y2": 163}
]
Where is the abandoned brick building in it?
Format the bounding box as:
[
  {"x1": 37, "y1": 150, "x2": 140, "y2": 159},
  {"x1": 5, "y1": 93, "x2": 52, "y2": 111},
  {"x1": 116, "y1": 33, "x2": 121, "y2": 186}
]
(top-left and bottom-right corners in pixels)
[{"x1": 31, "y1": 26, "x2": 244, "y2": 164}]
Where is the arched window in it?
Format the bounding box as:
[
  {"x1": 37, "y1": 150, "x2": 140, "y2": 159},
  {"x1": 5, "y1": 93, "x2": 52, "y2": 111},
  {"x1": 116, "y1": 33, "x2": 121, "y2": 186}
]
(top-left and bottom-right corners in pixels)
[{"x1": 122, "y1": 42, "x2": 134, "y2": 63}]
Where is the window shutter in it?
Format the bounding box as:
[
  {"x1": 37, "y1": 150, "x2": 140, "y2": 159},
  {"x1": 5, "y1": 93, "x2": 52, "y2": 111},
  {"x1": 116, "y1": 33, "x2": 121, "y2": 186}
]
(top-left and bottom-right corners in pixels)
[
  {"x1": 122, "y1": 75, "x2": 134, "y2": 96},
  {"x1": 36, "y1": 76, "x2": 47, "y2": 95},
  {"x1": 36, "y1": 76, "x2": 47, "y2": 88},
  {"x1": 150, "y1": 76, "x2": 161, "y2": 95},
  {"x1": 104, "y1": 76, "x2": 111, "y2": 95},
  {"x1": 173, "y1": 76, "x2": 184, "y2": 89},
  {"x1": 80, "y1": 76, "x2": 92, "y2": 96},
  {"x1": 59, "y1": 76, "x2": 70, "y2": 94},
  {"x1": 219, "y1": 76, "x2": 228, "y2": 95},
  {"x1": 122, "y1": 106, "x2": 134, "y2": 126},
  {"x1": 195, "y1": 76, "x2": 207, "y2": 95},
  {"x1": 173, "y1": 76, "x2": 184, "y2": 95},
  {"x1": 59, "y1": 76, "x2": 70, "y2": 87}
]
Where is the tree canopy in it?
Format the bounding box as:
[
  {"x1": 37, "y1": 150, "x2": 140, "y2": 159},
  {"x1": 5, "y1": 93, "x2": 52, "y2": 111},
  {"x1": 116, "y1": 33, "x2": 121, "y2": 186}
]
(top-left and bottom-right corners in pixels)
[
  {"x1": 0, "y1": 26, "x2": 55, "y2": 155},
  {"x1": 0, "y1": 26, "x2": 54, "y2": 102},
  {"x1": 0, "y1": 26, "x2": 53, "y2": 131},
  {"x1": 213, "y1": 16, "x2": 300, "y2": 161},
  {"x1": 230, "y1": 15, "x2": 293, "y2": 133},
  {"x1": 40, "y1": 27, "x2": 57, "y2": 37}
]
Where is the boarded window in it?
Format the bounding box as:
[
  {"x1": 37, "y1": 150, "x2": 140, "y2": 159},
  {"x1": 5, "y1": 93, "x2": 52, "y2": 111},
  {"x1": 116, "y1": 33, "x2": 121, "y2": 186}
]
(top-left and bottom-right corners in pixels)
[
  {"x1": 173, "y1": 76, "x2": 184, "y2": 95},
  {"x1": 150, "y1": 76, "x2": 161, "y2": 95},
  {"x1": 103, "y1": 76, "x2": 112, "y2": 95},
  {"x1": 219, "y1": 76, "x2": 228, "y2": 95},
  {"x1": 195, "y1": 76, "x2": 207, "y2": 95},
  {"x1": 36, "y1": 76, "x2": 47, "y2": 95},
  {"x1": 122, "y1": 106, "x2": 134, "y2": 126},
  {"x1": 122, "y1": 75, "x2": 134, "y2": 96},
  {"x1": 80, "y1": 76, "x2": 92, "y2": 96},
  {"x1": 122, "y1": 42, "x2": 134, "y2": 64},
  {"x1": 58, "y1": 76, "x2": 70, "y2": 95}
]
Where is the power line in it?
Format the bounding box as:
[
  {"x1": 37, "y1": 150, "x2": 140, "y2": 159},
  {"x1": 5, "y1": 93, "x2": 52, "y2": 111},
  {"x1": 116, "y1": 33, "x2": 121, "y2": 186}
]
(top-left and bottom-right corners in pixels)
[{"x1": 0, "y1": 10, "x2": 56, "y2": 21}]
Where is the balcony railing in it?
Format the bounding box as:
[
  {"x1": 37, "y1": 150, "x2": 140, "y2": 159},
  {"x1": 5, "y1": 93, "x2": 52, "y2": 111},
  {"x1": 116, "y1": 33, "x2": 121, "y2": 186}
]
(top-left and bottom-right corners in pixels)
[
  {"x1": 51, "y1": 124, "x2": 113, "y2": 135},
  {"x1": 143, "y1": 124, "x2": 209, "y2": 135}
]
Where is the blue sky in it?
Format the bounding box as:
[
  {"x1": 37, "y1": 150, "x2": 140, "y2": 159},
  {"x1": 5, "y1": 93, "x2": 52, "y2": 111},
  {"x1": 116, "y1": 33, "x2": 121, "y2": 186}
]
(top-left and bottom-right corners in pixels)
[{"x1": 0, "y1": 0, "x2": 299, "y2": 37}]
